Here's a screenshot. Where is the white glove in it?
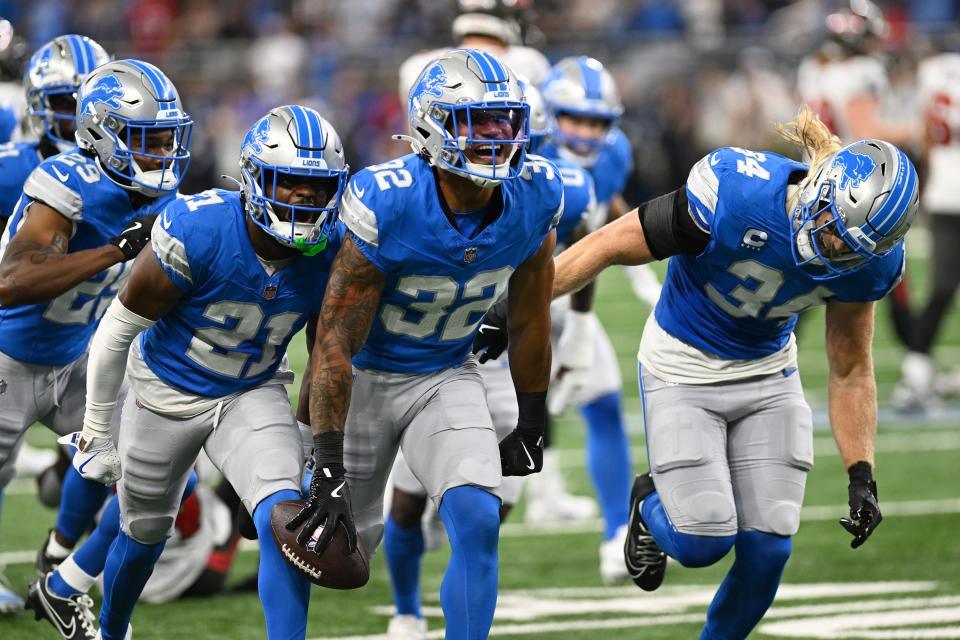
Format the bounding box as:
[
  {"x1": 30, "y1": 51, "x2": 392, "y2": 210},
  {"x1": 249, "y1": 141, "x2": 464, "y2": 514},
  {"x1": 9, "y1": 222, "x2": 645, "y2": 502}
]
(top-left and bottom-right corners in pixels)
[
  {"x1": 549, "y1": 310, "x2": 597, "y2": 415},
  {"x1": 622, "y1": 264, "x2": 661, "y2": 308},
  {"x1": 59, "y1": 432, "x2": 122, "y2": 485}
]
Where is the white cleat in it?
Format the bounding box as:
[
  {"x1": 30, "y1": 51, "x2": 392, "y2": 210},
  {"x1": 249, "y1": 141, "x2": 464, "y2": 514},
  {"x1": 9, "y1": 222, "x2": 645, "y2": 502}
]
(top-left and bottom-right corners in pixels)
[
  {"x1": 94, "y1": 624, "x2": 132, "y2": 640},
  {"x1": 58, "y1": 433, "x2": 122, "y2": 485},
  {"x1": 0, "y1": 573, "x2": 24, "y2": 614},
  {"x1": 387, "y1": 614, "x2": 427, "y2": 640},
  {"x1": 523, "y1": 450, "x2": 598, "y2": 524},
  {"x1": 599, "y1": 524, "x2": 631, "y2": 585},
  {"x1": 15, "y1": 442, "x2": 58, "y2": 478}
]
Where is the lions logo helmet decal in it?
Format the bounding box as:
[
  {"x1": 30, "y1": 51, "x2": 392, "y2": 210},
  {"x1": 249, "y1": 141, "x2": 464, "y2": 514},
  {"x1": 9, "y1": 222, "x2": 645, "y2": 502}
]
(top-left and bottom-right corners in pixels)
[
  {"x1": 410, "y1": 63, "x2": 448, "y2": 113},
  {"x1": 80, "y1": 75, "x2": 125, "y2": 117},
  {"x1": 242, "y1": 116, "x2": 272, "y2": 156},
  {"x1": 832, "y1": 148, "x2": 877, "y2": 190}
]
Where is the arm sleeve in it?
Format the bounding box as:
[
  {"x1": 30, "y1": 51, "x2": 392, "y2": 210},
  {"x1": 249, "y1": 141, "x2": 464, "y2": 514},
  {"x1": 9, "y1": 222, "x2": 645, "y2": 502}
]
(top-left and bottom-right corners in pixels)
[
  {"x1": 636, "y1": 186, "x2": 710, "y2": 259},
  {"x1": 82, "y1": 298, "x2": 156, "y2": 440}
]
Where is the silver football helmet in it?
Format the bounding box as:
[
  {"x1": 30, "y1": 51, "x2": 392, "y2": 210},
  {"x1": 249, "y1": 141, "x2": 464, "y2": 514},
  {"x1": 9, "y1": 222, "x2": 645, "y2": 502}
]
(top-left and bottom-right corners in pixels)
[
  {"x1": 452, "y1": 0, "x2": 524, "y2": 45},
  {"x1": 24, "y1": 35, "x2": 110, "y2": 151},
  {"x1": 239, "y1": 105, "x2": 348, "y2": 255},
  {"x1": 519, "y1": 77, "x2": 550, "y2": 154},
  {"x1": 540, "y1": 56, "x2": 623, "y2": 165},
  {"x1": 75, "y1": 59, "x2": 192, "y2": 198},
  {"x1": 404, "y1": 48, "x2": 529, "y2": 187},
  {"x1": 792, "y1": 139, "x2": 918, "y2": 280}
]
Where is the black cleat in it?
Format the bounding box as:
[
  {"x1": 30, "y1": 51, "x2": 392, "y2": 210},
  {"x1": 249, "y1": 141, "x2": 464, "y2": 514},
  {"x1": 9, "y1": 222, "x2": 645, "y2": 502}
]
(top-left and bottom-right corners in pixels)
[
  {"x1": 25, "y1": 574, "x2": 98, "y2": 640},
  {"x1": 36, "y1": 530, "x2": 69, "y2": 576},
  {"x1": 624, "y1": 473, "x2": 667, "y2": 592}
]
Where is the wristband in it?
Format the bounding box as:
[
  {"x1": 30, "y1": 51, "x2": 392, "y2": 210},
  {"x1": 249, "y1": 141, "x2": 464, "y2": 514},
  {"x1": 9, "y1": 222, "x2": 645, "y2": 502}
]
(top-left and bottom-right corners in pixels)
[
  {"x1": 847, "y1": 461, "x2": 873, "y2": 484},
  {"x1": 313, "y1": 432, "x2": 345, "y2": 475},
  {"x1": 516, "y1": 391, "x2": 547, "y2": 434}
]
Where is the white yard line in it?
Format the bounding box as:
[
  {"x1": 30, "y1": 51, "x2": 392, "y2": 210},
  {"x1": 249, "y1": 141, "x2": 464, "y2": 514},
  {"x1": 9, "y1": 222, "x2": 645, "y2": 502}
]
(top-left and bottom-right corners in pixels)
[{"x1": 3, "y1": 498, "x2": 959, "y2": 566}]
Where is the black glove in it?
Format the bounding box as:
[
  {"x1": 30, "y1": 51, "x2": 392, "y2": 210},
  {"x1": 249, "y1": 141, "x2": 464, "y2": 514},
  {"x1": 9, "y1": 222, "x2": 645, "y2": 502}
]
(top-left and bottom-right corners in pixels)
[
  {"x1": 500, "y1": 392, "x2": 546, "y2": 476},
  {"x1": 472, "y1": 298, "x2": 508, "y2": 363},
  {"x1": 110, "y1": 214, "x2": 158, "y2": 260},
  {"x1": 839, "y1": 461, "x2": 882, "y2": 549},
  {"x1": 285, "y1": 433, "x2": 357, "y2": 555}
]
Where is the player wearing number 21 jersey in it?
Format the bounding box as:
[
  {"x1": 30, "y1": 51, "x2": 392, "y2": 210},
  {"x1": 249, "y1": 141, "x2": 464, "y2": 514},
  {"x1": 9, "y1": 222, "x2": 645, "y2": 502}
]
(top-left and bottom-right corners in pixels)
[
  {"x1": 74, "y1": 105, "x2": 347, "y2": 640},
  {"x1": 298, "y1": 49, "x2": 559, "y2": 640},
  {"x1": 552, "y1": 106, "x2": 917, "y2": 639}
]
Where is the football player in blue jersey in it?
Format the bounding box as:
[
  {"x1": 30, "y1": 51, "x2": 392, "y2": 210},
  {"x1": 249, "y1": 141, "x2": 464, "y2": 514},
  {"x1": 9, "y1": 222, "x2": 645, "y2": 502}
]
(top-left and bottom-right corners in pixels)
[
  {"x1": 0, "y1": 57, "x2": 189, "y2": 618},
  {"x1": 551, "y1": 106, "x2": 917, "y2": 639},
  {"x1": 0, "y1": 33, "x2": 110, "y2": 616},
  {"x1": 538, "y1": 54, "x2": 654, "y2": 583},
  {"x1": 380, "y1": 79, "x2": 595, "y2": 639},
  {"x1": 294, "y1": 49, "x2": 559, "y2": 640},
  {"x1": 58, "y1": 105, "x2": 347, "y2": 640},
  {"x1": 0, "y1": 35, "x2": 110, "y2": 236}
]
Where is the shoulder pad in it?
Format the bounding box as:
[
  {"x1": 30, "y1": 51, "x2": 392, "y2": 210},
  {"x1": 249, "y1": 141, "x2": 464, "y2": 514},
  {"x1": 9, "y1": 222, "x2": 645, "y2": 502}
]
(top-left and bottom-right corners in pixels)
[
  {"x1": 23, "y1": 155, "x2": 94, "y2": 221},
  {"x1": 340, "y1": 169, "x2": 384, "y2": 247},
  {"x1": 685, "y1": 150, "x2": 730, "y2": 233}
]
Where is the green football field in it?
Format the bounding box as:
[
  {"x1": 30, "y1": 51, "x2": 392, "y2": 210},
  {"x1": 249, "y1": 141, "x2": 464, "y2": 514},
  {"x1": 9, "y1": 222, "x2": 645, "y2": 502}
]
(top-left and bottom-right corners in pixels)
[{"x1": 2, "y1": 247, "x2": 959, "y2": 639}]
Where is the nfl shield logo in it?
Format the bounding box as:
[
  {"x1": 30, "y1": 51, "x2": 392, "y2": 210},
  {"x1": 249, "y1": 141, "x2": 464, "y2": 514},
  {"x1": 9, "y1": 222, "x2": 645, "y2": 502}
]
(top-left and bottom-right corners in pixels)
[
  {"x1": 0, "y1": 379, "x2": 6, "y2": 395},
  {"x1": 263, "y1": 284, "x2": 278, "y2": 300},
  {"x1": 464, "y1": 247, "x2": 477, "y2": 263}
]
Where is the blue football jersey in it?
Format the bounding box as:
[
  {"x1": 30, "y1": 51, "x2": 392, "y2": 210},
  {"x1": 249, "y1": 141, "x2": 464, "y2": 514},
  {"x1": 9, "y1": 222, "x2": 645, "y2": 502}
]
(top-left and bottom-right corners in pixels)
[
  {"x1": 656, "y1": 147, "x2": 904, "y2": 360},
  {"x1": 142, "y1": 189, "x2": 340, "y2": 397},
  {"x1": 0, "y1": 151, "x2": 177, "y2": 366},
  {"x1": 553, "y1": 159, "x2": 596, "y2": 247},
  {"x1": 0, "y1": 141, "x2": 42, "y2": 219},
  {"x1": 541, "y1": 126, "x2": 632, "y2": 208},
  {"x1": 340, "y1": 154, "x2": 563, "y2": 374}
]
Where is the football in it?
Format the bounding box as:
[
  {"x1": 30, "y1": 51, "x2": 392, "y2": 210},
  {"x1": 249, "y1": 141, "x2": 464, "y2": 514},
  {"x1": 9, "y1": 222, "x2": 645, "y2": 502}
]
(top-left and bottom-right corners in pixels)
[{"x1": 269, "y1": 499, "x2": 370, "y2": 590}]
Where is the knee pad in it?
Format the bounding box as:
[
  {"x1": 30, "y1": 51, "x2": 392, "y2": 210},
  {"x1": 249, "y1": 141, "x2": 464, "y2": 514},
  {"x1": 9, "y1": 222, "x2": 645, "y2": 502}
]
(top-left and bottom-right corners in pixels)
[{"x1": 126, "y1": 515, "x2": 175, "y2": 545}]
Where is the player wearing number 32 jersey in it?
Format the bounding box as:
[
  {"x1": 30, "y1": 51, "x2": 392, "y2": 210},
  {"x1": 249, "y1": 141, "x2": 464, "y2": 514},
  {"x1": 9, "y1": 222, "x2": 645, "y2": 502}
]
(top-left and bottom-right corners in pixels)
[
  {"x1": 300, "y1": 49, "x2": 558, "y2": 640},
  {"x1": 552, "y1": 106, "x2": 917, "y2": 639}
]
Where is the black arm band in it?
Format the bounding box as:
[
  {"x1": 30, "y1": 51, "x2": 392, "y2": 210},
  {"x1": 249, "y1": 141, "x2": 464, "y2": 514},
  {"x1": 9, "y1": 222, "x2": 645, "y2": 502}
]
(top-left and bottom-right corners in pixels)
[
  {"x1": 636, "y1": 185, "x2": 710, "y2": 259},
  {"x1": 486, "y1": 297, "x2": 508, "y2": 329},
  {"x1": 516, "y1": 391, "x2": 547, "y2": 435},
  {"x1": 847, "y1": 461, "x2": 874, "y2": 485},
  {"x1": 313, "y1": 432, "x2": 345, "y2": 475}
]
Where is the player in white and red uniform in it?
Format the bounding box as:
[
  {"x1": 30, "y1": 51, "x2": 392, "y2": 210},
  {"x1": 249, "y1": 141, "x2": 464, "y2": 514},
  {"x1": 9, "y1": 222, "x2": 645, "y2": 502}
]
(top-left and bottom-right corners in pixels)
[{"x1": 893, "y1": 50, "x2": 960, "y2": 410}]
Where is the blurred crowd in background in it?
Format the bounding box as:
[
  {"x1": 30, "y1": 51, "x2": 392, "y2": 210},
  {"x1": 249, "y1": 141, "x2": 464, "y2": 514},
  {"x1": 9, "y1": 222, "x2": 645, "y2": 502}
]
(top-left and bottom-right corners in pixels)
[{"x1": 0, "y1": 0, "x2": 955, "y2": 204}]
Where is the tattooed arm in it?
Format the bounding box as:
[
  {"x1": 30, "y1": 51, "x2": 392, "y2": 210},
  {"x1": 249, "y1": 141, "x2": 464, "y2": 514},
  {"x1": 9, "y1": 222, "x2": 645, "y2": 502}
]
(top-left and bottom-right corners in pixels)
[
  {"x1": 0, "y1": 202, "x2": 125, "y2": 307},
  {"x1": 286, "y1": 236, "x2": 385, "y2": 554},
  {"x1": 309, "y1": 235, "x2": 387, "y2": 436}
]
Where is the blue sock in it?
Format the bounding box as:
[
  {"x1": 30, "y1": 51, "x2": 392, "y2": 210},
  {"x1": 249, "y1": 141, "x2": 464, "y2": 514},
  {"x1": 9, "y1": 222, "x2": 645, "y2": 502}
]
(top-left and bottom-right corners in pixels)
[
  {"x1": 253, "y1": 489, "x2": 310, "y2": 640},
  {"x1": 641, "y1": 493, "x2": 735, "y2": 567},
  {"x1": 384, "y1": 513, "x2": 425, "y2": 617},
  {"x1": 701, "y1": 530, "x2": 792, "y2": 640},
  {"x1": 580, "y1": 391, "x2": 632, "y2": 539},
  {"x1": 56, "y1": 463, "x2": 111, "y2": 544},
  {"x1": 438, "y1": 485, "x2": 500, "y2": 640},
  {"x1": 99, "y1": 531, "x2": 165, "y2": 639}
]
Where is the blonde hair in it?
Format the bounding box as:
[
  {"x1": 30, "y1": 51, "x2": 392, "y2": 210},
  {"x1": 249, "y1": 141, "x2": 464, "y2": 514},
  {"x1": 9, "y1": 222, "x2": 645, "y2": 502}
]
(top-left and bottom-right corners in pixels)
[{"x1": 775, "y1": 105, "x2": 843, "y2": 211}]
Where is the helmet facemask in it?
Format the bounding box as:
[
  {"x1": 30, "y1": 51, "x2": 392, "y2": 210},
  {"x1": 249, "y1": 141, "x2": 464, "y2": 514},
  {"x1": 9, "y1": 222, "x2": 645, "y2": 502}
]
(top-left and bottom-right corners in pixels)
[
  {"x1": 792, "y1": 179, "x2": 881, "y2": 280},
  {"x1": 95, "y1": 113, "x2": 192, "y2": 198},
  {"x1": 434, "y1": 101, "x2": 529, "y2": 187},
  {"x1": 242, "y1": 160, "x2": 347, "y2": 256},
  {"x1": 26, "y1": 86, "x2": 79, "y2": 151}
]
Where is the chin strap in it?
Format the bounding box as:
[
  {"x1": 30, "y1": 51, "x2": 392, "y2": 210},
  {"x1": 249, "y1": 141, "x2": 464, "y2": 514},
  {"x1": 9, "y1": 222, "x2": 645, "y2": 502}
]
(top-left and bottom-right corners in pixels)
[{"x1": 220, "y1": 174, "x2": 243, "y2": 189}]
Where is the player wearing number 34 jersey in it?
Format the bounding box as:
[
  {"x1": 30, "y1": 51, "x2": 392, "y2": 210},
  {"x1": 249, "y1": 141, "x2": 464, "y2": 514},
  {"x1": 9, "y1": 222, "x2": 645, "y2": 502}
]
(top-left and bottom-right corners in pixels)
[{"x1": 552, "y1": 106, "x2": 918, "y2": 639}]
